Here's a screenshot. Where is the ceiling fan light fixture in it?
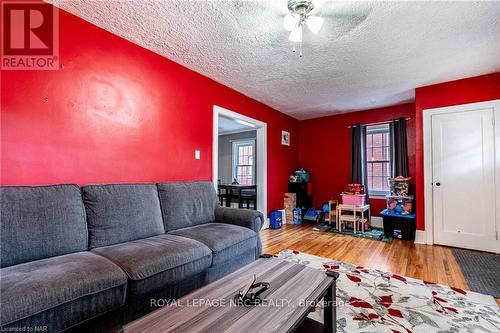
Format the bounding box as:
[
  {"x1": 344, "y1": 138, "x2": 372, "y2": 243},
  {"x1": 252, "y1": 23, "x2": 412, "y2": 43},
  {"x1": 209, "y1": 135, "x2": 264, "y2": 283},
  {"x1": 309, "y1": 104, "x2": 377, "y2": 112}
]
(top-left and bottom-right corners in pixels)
[
  {"x1": 289, "y1": 25, "x2": 303, "y2": 42},
  {"x1": 306, "y1": 15, "x2": 324, "y2": 34},
  {"x1": 284, "y1": 0, "x2": 323, "y2": 56},
  {"x1": 283, "y1": 14, "x2": 297, "y2": 31}
]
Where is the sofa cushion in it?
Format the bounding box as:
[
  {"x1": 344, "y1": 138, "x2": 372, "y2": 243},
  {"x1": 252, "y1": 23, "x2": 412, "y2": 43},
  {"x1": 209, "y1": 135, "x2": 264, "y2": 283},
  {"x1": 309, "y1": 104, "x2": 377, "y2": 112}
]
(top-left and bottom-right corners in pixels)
[
  {"x1": 0, "y1": 185, "x2": 88, "y2": 268},
  {"x1": 215, "y1": 206, "x2": 264, "y2": 258},
  {"x1": 169, "y1": 223, "x2": 257, "y2": 266},
  {"x1": 0, "y1": 252, "x2": 127, "y2": 326},
  {"x1": 207, "y1": 248, "x2": 257, "y2": 283},
  {"x1": 83, "y1": 184, "x2": 165, "y2": 249},
  {"x1": 91, "y1": 234, "x2": 212, "y2": 299},
  {"x1": 157, "y1": 181, "x2": 218, "y2": 232},
  {"x1": 3, "y1": 284, "x2": 125, "y2": 333}
]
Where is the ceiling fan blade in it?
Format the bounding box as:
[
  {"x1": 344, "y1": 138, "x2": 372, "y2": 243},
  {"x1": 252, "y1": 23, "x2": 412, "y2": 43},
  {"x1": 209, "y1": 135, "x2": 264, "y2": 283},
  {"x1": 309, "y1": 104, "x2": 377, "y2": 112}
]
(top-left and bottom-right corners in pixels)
[
  {"x1": 306, "y1": 15, "x2": 324, "y2": 34},
  {"x1": 284, "y1": 14, "x2": 297, "y2": 31}
]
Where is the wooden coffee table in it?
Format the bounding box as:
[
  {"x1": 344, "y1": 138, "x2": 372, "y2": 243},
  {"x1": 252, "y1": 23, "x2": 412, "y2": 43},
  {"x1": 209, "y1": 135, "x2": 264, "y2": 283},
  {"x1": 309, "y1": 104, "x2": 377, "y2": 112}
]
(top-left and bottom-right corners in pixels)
[{"x1": 122, "y1": 258, "x2": 338, "y2": 333}]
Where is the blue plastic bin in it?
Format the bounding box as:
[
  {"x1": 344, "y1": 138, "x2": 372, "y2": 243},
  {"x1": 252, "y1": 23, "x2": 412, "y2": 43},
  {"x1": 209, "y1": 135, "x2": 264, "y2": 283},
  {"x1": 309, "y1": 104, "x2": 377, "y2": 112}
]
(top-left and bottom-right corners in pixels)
[{"x1": 269, "y1": 210, "x2": 282, "y2": 229}]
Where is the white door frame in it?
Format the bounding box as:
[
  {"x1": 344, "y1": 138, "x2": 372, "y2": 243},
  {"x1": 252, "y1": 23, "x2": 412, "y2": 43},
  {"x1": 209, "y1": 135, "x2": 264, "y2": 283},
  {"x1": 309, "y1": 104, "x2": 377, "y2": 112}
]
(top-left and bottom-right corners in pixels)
[
  {"x1": 213, "y1": 105, "x2": 267, "y2": 220},
  {"x1": 423, "y1": 99, "x2": 500, "y2": 247}
]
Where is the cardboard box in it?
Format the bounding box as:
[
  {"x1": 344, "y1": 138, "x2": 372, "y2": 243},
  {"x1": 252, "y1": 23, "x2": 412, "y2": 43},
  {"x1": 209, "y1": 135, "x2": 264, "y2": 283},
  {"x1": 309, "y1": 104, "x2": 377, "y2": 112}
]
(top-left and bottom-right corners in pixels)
[{"x1": 284, "y1": 193, "x2": 296, "y2": 224}]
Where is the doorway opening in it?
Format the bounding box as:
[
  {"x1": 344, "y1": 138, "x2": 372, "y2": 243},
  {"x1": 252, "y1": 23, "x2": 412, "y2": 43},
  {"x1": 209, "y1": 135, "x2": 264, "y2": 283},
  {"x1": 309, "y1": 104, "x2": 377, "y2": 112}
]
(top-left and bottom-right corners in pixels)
[{"x1": 213, "y1": 105, "x2": 267, "y2": 219}]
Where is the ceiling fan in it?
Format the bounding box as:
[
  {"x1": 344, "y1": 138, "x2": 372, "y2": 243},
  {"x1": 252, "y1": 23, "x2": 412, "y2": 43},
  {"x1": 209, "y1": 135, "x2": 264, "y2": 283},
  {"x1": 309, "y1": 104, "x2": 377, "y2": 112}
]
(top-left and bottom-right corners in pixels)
[
  {"x1": 283, "y1": 0, "x2": 324, "y2": 56},
  {"x1": 280, "y1": 0, "x2": 373, "y2": 57}
]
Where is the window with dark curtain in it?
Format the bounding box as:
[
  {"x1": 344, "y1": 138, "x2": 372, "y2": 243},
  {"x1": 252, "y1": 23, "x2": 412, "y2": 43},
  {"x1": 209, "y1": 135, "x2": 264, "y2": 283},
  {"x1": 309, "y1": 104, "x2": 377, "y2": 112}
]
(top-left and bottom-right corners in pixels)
[{"x1": 366, "y1": 124, "x2": 392, "y2": 195}]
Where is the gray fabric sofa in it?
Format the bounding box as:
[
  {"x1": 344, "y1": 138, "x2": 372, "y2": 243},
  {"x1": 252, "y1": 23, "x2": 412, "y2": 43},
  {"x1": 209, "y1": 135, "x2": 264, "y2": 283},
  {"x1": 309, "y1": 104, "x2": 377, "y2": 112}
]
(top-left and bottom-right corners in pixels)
[{"x1": 0, "y1": 181, "x2": 263, "y2": 332}]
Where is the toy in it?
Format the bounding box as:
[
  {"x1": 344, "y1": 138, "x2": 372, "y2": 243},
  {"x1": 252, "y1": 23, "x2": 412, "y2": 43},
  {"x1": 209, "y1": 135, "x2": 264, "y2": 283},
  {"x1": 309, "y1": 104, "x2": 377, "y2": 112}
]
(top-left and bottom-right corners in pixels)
[
  {"x1": 343, "y1": 183, "x2": 365, "y2": 194},
  {"x1": 303, "y1": 208, "x2": 324, "y2": 223},
  {"x1": 386, "y1": 195, "x2": 413, "y2": 215},
  {"x1": 289, "y1": 168, "x2": 310, "y2": 183},
  {"x1": 388, "y1": 176, "x2": 411, "y2": 196},
  {"x1": 322, "y1": 203, "x2": 329, "y2": 213},
  {"x1": 293, "y1": 207, "x2": 302, "y2": 224}
]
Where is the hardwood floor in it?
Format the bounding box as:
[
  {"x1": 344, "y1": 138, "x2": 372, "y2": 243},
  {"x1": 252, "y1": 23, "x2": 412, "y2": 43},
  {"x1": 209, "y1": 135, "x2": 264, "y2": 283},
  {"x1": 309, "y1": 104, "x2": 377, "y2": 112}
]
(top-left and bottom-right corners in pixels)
[{"x1": 261, "y1": 224, "x2": 468, "y2": 293}]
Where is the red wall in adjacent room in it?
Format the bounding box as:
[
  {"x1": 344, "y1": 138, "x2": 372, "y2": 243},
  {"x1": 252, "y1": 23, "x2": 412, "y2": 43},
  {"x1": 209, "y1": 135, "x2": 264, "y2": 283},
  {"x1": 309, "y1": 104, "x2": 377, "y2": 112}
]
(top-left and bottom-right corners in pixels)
[
  {"x1": 299, "y1": 103, "x2": 416, "y2": 224},
  {"x1": 414, "y1": 72, "x2": 500, "y2": 231},
  {"x1": 0, "y1": 6, "x2": 299, "y2": 212}
]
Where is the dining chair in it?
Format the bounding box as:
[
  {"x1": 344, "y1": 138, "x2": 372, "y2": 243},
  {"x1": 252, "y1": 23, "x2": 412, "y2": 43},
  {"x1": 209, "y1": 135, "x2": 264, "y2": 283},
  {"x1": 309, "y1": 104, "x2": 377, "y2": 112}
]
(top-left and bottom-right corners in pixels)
[{"x1": 240, "y1": 188, "x2": 257, "y2": 210}]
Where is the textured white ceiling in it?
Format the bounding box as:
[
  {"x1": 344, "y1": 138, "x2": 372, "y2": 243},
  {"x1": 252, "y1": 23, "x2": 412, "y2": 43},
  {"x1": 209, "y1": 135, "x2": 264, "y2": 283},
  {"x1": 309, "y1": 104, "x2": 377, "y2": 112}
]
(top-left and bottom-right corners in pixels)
[
  {"x1": 218, "y1": 115, "x2": 254, "y2": 134},
  {"x1": 52, "y1": 0, "x2": 500, "y2": 120}
]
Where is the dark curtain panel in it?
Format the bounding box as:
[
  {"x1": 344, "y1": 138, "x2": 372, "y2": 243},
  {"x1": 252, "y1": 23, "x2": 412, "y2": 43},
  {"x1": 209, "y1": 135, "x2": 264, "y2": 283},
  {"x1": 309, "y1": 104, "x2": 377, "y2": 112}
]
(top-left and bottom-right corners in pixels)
[
  {"x1": 350, "y1": 125, "x2": 369, "y2": 199},
  {"x1": 360, "y1": 125, "x2": 369, "y2": 200},
  {"x1": 389, "y1": 117, "x2": 409, "y2": 177},
  {"x1": 350, "y1": 125, "x2": 362, "y2": 184}
]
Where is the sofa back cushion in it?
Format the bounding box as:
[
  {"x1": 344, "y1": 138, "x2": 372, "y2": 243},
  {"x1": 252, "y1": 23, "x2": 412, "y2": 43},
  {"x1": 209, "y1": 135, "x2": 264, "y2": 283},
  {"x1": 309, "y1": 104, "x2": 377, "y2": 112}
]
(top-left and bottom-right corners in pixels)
[
  {"x1": 157, "y1": 181, "x2": 218, "y2": 232},
  {"x1": 0, "y1": 185, "x2": 88, "y2": 268},
  {"x1": 83, "y1": 184, "x2": 165, "y2": 249}
]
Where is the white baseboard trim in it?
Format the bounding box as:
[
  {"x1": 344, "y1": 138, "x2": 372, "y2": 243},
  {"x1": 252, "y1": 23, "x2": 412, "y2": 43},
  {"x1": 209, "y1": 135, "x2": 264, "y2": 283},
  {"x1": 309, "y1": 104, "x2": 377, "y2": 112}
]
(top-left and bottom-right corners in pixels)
[
  {"x1": 414, "y1": 230, "x2": 427, "y2": 244},
  {"x1": 370, "y1": 216, "x2": 383, "y2": 229}
]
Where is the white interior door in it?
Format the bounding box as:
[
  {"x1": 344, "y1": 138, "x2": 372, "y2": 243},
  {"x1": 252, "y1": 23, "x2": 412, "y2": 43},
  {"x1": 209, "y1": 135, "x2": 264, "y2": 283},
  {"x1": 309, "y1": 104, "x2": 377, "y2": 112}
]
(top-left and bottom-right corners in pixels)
[{"x1": 431, "y1": 106, "x2": 498, "y2": 253}]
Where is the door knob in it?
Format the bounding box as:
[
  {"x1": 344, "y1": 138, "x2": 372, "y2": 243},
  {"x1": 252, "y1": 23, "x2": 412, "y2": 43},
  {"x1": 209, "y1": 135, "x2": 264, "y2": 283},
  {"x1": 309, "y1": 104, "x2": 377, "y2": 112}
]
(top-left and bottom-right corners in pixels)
[{"x1": 435, "y1": 182, "x2": 441, "y2": 186}]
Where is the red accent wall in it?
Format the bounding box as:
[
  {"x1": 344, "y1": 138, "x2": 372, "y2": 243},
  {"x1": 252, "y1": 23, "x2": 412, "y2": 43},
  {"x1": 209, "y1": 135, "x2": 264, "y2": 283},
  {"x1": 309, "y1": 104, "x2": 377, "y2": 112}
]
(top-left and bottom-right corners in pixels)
[
  {"x1": 414, "y1": 72, "x2": 500, "y2": 230},
  {"x1": 2, "y1": 3, "x2": 498, "y2": 227},
  {"x1": 0, "y1": 6, "x2": 299, "y2": 212},
  {"x1": 299, "y1": 103, "x2": 416, "y2": 224}
]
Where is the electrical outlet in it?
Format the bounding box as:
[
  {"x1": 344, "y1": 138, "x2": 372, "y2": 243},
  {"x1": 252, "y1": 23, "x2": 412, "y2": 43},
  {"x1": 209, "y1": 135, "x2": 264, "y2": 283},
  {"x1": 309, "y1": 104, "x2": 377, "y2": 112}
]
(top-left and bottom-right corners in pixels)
[{"x1": 195, "y1": 150, "x2": 201, "y2": 160}]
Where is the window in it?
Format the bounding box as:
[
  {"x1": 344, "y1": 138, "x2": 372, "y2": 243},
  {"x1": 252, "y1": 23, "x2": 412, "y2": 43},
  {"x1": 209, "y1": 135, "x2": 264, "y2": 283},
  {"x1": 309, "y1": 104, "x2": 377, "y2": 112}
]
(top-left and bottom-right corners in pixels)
[
  {"x1": 232, "y1": 140, "x2": 255, "y2": 185},
  {"x1": 366, "y1": 124, "x2": 391, "y2": 196}
]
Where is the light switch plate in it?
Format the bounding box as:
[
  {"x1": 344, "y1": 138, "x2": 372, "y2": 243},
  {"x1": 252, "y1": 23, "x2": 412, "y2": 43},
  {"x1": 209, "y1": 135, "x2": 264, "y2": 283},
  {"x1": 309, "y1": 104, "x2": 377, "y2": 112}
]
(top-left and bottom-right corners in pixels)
[{"x1": 195, "y1": 150, "x2": 201, "y2": 159}]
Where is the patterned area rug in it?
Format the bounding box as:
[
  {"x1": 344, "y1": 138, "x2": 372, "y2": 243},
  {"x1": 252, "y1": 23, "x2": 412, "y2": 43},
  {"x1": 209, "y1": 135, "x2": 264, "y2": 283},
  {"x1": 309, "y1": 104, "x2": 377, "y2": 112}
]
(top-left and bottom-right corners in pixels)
[{"x1": 276, "y1": 249, "x2": 500, "y2": 333}]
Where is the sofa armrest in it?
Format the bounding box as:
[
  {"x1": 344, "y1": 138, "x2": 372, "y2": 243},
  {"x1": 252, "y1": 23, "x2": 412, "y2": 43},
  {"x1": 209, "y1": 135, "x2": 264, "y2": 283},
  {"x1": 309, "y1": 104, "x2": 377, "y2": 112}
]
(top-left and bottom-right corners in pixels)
[{"x1": 215, "y1": 207, "x2": 263, "y2": 233}]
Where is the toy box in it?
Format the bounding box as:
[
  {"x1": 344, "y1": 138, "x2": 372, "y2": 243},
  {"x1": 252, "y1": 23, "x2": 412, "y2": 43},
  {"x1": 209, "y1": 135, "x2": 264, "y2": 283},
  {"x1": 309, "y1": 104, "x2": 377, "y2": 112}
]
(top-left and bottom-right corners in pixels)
[
  {"x1": 388, "y1": 177, "x2": 411, "y2": 196},
  {"x1": 269, "y1": 210, "x2": 282, "y2": 229},
  {"x1": 380, "y1": 209, "x2": 416, "y2": 240},
  {"x1": 386, "y1": 195, "x2": 413, "y2": 215},
  {"x1": 341, "y1": 193, "x2": 366, "y2": 206}
]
